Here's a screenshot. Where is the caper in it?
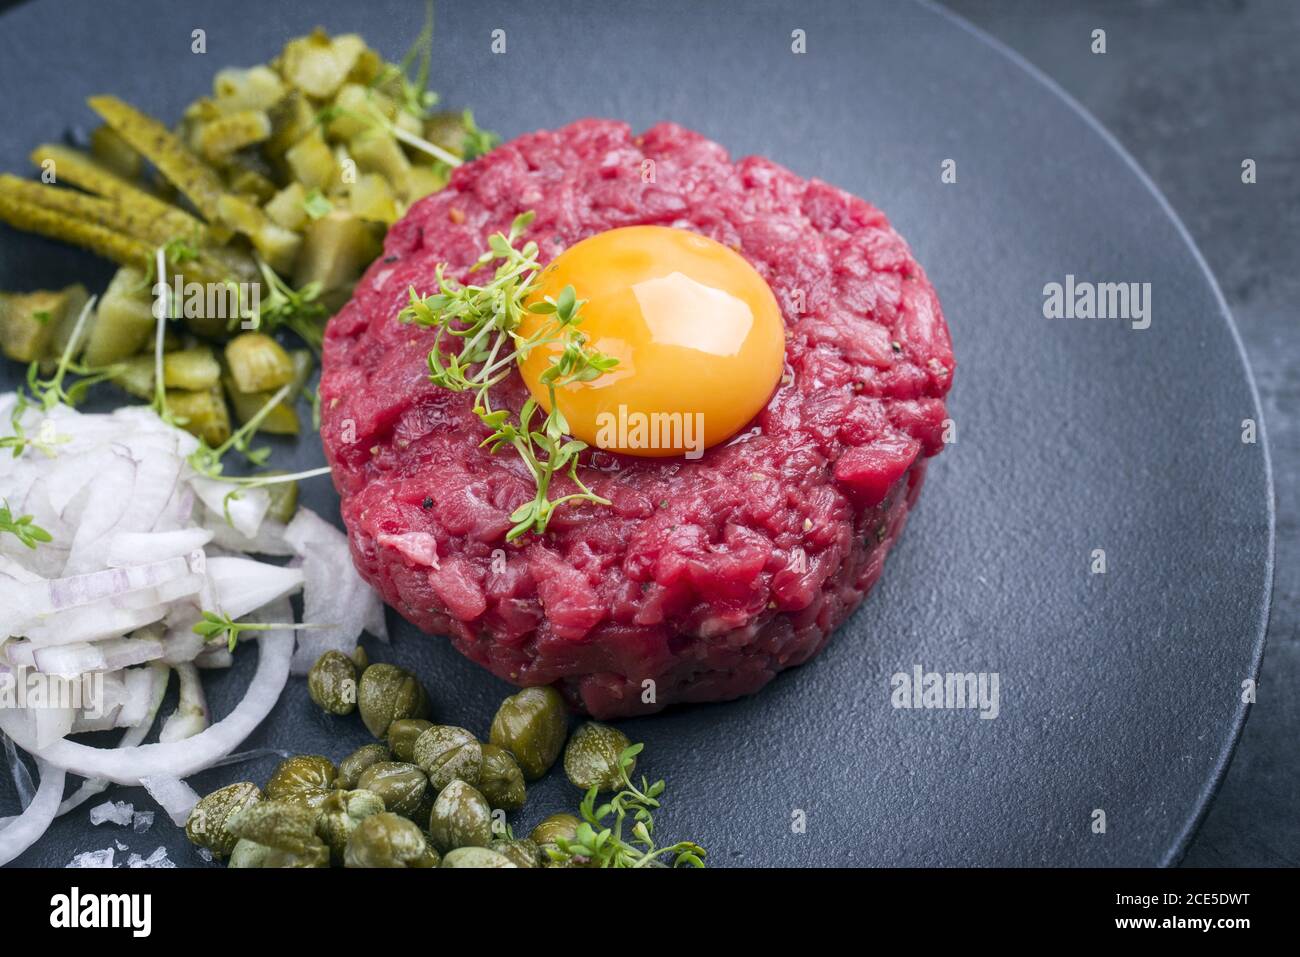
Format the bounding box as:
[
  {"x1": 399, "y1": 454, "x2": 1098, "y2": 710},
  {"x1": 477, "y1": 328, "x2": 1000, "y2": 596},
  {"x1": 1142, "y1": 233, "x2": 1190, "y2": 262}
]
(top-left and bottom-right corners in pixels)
[
  {"x1": 225, "y1": 800, "x2": 330, "y2": 868},
  {"x1": 529, "y1": 812, "x2": 581, "y2": 848},
  {"x1": 336, "y1": 742, "x2": 390, "y2": 789},
  {"x1": 427, "y1": 780, "x2": 492, "y2": 854},
  {"x1": 489, "y1": 837, "x2": 543, "y2": 868},
  {"x1": 351, "y1": 645, "x2": 369, "y2": 671},
  {"x1": 344, "y1": 811, "x2": 435, "y2": 868},
  {"x1": 356, "y1": 762, "x2": 427, "y2": 818},
  {"x1": 440, "y1": 846, "x2": 516, "y2": 868},
  {"x1": 563, "y1": 721, "x2": 633, "y2": 792},
  {"x1": 478, "y1": 743, "x2": 526, "y2": 810},
  {"x1": 227, "y1": 838, "x2": 330, "y2": 868},
  {"x1": 264, "y1": 754, "x2": 336, "y2": 800},
  {"x1": 412, "y1": 725, "x2": 482, "y2": 791},
  {"x1": 185, "y1": 781, "x2": 261, "y2": 859},
  {"x1": 307, "y1": 650, "x2": 358, "y2": 715},
  {"x1": 315, "y1": 789, "x2": 386, "y2": 864},
  {"x1": 489, "y1": 686, "x2": 568, "y2": 780},
  {"x1": 357, "y1": 663, "x2": 430, "y2": 737},
  {"x1": 387, "y1": 718, "x2": 433, "y2": 762}
]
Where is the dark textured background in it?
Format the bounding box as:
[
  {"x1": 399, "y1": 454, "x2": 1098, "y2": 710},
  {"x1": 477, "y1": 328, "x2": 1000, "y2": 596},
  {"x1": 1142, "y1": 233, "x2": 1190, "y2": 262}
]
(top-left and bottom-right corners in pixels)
[
  {"x1": 0, "y1": 0, "x2": 1287, "y2": 867},
  {"x1": 941, "y1": 0, "x2": 1296, "y2": 866}
]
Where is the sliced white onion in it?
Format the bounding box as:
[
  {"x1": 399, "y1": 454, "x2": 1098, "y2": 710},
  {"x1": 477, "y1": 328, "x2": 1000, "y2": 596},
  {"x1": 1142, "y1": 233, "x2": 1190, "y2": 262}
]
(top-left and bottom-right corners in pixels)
[
  {"x1": 3, "y1": 732, "x2": 34, "y2": 809},
  {"x1": 140, "y1": 775, "x2": 199, "y2": 827},
  {"x1": 107, "y1": 528, "x2": 213, "y2": 566},
  {"x1": 0, "y1": 759, "x2": 66, "y2": 866},
  {"x1": 206, "y1": 556, "x2": 304, "y2": 621},
  {"x1": 190, "y1": 477, "x2": 269, "y2": 539},
  {"x1": 285, "y1": 507, "x2": 386, "y2": 672},
  {"x1": 0, "y1": 630, "x2": 293, "y2": 785},
  {"x1": 201, "y1": 507, "x2": 293, "y2": 556},
  {"x1": 158, "y1": 663, "x2": 208, "y2": 743}
]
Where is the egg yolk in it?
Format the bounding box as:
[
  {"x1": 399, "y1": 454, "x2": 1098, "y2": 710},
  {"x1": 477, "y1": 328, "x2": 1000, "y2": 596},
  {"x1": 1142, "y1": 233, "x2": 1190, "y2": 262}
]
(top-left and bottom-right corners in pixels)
[{"x1": 517, "y1": 226, "x2": 785, "y2": 458}]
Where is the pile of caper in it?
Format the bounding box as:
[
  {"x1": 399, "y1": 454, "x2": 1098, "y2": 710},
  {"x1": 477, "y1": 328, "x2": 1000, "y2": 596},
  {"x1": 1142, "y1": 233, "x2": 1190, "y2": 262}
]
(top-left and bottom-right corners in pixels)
[{"x1": 186, "y1": 653, "x2": 642, "y2": 868}]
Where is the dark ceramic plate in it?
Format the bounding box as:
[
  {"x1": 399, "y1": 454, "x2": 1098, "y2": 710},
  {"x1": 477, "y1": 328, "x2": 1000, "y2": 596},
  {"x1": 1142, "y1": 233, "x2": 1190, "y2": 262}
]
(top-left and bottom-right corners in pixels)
[{"x1": 0, "y1": 0, "x2": 1273, "y2": 867}]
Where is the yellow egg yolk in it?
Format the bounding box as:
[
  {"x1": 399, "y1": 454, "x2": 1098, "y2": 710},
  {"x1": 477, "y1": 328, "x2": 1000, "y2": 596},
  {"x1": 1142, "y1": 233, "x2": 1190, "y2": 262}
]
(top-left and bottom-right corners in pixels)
[{"x1": 517, "y1": 225, "x2": 785, "y2": 458}]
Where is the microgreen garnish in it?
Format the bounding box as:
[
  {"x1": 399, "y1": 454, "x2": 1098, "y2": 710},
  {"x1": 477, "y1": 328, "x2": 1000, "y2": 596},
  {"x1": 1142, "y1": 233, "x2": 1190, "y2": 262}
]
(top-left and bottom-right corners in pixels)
[
  {"x1": 0, "y1": 500, "x2": 52, "y2": 550},
  {"x1": 374, "y1": 0, "x2": 439, "y2": 121},
  {"x1": 188, "y1": 382, "x2": 291, "y2": 478},
  {"x1": 192, "y1": 610, "x2": 326, "y2": 653},
  {"x1": 217, "y1": 465, "x2": 332, "y2": 527},
  {"x1": 250, "y1": 256, "x2": 328, "y2": 349},
  {"x1": 548, "y1": 743, "x2": 706, "y2": 868},
  {"x1": 459, "y1": 109, "x2": 499, "y2": 161},
  {"x1": 24, "y1": 295, "x2": 119, "y2": 412},
  {"x1": 398, "y1": 210, "x2": 618, "y2": 539}
]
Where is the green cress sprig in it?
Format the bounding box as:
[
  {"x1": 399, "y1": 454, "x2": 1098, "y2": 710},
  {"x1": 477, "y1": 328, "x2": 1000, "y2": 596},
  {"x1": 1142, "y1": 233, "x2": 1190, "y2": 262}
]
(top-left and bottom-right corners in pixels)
[
  {"x1": 398, "y1": 211, "x2": 618, "y2": 540},
  {"x1": 548, "y1": 742, "x2": 707, "y2": 868},
  {"x1": 0, "y1": 500, "x2": 52, "y2": 550}
]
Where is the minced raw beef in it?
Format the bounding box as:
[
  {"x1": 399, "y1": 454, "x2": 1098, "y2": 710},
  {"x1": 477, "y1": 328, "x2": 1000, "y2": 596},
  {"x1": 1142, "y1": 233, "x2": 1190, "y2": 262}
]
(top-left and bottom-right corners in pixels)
[{"x1": 320, "y1": 120, "x2": 955, "y2": 718}]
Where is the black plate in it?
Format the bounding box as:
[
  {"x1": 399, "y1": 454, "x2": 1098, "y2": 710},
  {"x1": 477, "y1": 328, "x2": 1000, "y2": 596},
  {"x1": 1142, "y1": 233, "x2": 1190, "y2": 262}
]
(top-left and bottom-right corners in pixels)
[{"x1": 0, "y1": 0, "x2": 1273, "y2": 867}]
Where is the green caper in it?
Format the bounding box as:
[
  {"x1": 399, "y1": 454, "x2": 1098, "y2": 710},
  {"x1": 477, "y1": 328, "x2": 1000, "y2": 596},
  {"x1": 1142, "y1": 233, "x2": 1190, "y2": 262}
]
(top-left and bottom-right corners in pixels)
[
  {"x1": 478, "y1": 743, "x2": 527, "y2": 810},
  {"x1": 315, "y1": 789, "x2": 386, "y2": 864},
  {"x1": 412, "y1": 725, "x2": 482, "y2": 791},
  {"x1": 264, "y1": 754, "x2": 336, "y2": 800},
  {"x1": 225, "y1": 800, "x2": 330, "y2": 868},
  {"x1": 529, "y1": 812, "x2": 581, "y2": 848},
  {"x1": 387, "y1": 718, "x2": 433, "y2": 762},
  {"x1": 351, "y1": 645, "x2": 369, "y2": 671},
  {"x1": 440, "y1": 847, "x2": 516, "y2": 868},
  {"x1": 343, "y1": 811, "x2": 435, "y2": 868},
  {"x1": 307, "y1": 650, "x2": 358, "y2": 715},
  {"x1": 336, "y1": 742, "x2": 390, "y2": 789},
  {"x1": 357, "y1": 663, "x2": 430, "y2": 737},
  {"x1": 427, "y1": 780, "x2": 492, "y2": 854},
  {"x1": 227, "y1": 838, "x2": 330, "y2": 868},
  {"x1": 356, "y1": 762, "x2": 428, "y2": 818},
  {"x1": 489, "y1": 837, "x2": 543, "y2": 868},
  {"x1": 563, "y1": 721, "x2": 633, "y2": 792},
  {"x1": 185, "y1": 781, "x2": 261, "y2": 859},
  {"x1": 489, "y1": 686, "x2": 568, "y2": 780}
]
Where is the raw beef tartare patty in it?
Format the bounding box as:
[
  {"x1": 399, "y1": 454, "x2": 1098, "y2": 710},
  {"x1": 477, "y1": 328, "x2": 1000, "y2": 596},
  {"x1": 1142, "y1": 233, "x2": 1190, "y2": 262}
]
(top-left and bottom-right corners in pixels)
[{"x1": 320, "y1": 120, "x2": 955, "y2": 718}]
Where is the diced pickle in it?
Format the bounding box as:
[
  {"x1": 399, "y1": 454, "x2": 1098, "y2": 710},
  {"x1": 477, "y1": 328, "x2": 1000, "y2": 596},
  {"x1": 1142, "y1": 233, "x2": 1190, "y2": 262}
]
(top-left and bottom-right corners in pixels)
[
  {"x1": 327, "y1": 84, "x2": 389, "y2": 140},
  {"x1": 163, "y1": 346, "x2": 221, "y2": 390},
  {"x1": 223, "y1": 375, "x2": 300, "y2": 435},
  {"x1": 165, "y1": 387, "x2": 231, "y2": 446},
  {"x1": 196, "y1": 111, "x2": 272, "y2": 163},
  {"x1": 279, "y1": 30, "x2": 367, "y2": 100},
  {"x1": 225, "y1": 332, "x2": 294, "y2": 393},
  {"x1": 402, "y1": 165, "x2": 449, "y2": 204},
  {"x1": 213, "y1": 66, "x2": 286, "y2": 113},
  {"x1": 44, "y1": 284, "x2": 90, "y2": 365},
  {"x1": 349, "y1": 173, "x2": 398, "y2": 225},
  {"x1": 0, "y1": 288, "x2": 74, "y2": 363},
  {"x1": 293, "y1": 211, "x2": 380, "y2": 294},
  {"x1": 81, "y1": 266, "x2": 154, "y2": 367},
  {"x1": 264, "y1": 182, "x2": 308, "y2": 232},
  {"x1": 285, "y1": 129, "x2": 339, "y2": 192},
  {"x1": 349, "y1": 130, "x2": 409, "y2": 186},
  {"x1": 110, "y1": 355, "x2": 155, "y2": 400},
  {"x1": 216, "y1": 195, "x2": 301, "y2": 276},
  {"x1": 264, "y1": 473, "x2": 299, "y2": 522},
  {"x1": 265, "y1": 92, "x2": 316, "y2": 160}
]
